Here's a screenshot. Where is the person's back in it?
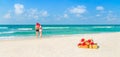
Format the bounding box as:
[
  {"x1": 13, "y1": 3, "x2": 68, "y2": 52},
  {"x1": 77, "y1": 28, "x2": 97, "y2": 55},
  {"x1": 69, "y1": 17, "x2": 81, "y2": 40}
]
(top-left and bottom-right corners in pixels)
[{"x1": 36, "y1": 24, "x2": 40, "y2": 30}]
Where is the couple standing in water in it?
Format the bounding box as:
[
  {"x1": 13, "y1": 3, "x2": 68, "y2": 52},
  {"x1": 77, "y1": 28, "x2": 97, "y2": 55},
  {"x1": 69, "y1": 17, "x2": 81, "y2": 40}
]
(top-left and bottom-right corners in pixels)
[{"x1": 35, "y1": 23, "x2": 42, "y2": 38}]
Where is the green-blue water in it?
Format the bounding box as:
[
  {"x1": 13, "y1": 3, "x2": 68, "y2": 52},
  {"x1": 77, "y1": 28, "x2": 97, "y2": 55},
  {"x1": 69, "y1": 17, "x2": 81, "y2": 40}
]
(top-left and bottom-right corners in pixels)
[{"x1": 0, "y1": 25, "x2": 120, "y2": 39}]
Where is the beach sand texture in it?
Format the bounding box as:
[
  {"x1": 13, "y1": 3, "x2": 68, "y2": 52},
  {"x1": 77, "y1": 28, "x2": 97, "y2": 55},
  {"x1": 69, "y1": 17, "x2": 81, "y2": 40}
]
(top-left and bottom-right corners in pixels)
[{"x1": 0, "y1": 32, "x2": 120, "y2": 57}]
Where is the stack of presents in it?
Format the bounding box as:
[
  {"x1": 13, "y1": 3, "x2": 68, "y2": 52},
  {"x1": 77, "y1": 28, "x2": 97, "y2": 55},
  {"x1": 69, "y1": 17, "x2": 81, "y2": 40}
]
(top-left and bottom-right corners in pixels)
[{"x1": 77, "y1": 38, "x2": 99, "y2": 49}]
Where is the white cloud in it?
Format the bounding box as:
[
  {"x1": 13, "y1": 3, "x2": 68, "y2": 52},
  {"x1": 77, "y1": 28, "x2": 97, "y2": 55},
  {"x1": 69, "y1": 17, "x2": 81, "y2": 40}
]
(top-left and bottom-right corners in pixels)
[
  {"x1": 63, "y1": 14, "x2": 68, "y2": 18},
  {"x1": 106, "y1": 11, "x2": 117, "y2": 21},
  {"x1": 96, "y1": 14, "x2": 101, "y2": 17},
  {"x1": 25, "y1": 9, "x2": 39, "y2": 19},
  {"x1": 25, "y1": 9, "x2": 48, "y2": 19},
  {"x1": 14, "y1": 3, "x2": 24, "y2": 15},
  {"x1": 96, "y1": 6, "x2": 104, "y2": 11},
  {"x1": 3, "y1": 12, "x2": 11, "y2": 19},
  {"x1": 3, "y1": 3, "x2": 49, "y2": 20},
  {"x1": 40, "y1": 10, "x2": 48, "y2": 17},
  {"x1": 69, "y1": 5, "x2": 87, "y2": 14},
  {"x1": 33, "y1": 15, "x2": 39, "y2": 19}
]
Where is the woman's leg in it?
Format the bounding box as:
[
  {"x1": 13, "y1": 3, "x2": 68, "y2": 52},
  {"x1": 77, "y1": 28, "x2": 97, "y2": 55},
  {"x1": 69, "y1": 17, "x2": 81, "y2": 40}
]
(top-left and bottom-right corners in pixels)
[
  {"x1": 36, "y1": 32, "x2": 38, "y2": 38},
  {"x1": 40, "y1": 31, "x2": 42, "y2": 38}
]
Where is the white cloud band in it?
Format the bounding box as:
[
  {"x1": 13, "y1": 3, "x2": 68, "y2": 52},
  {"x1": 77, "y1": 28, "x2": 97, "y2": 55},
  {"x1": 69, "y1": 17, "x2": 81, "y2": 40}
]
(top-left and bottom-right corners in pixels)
[
  {"x1": 69, "y1": 5, "x2": 87, "y2": 14},
  {"x1": 96, "y1": 6, "x2": 104, "y2": 11}
]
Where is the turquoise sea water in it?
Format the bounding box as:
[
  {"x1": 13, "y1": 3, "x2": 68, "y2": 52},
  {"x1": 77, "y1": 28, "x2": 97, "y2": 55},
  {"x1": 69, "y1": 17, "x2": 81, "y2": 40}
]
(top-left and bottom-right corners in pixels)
[{"x1": 0, "y1": 25, "x2": 120, "y2": 39}]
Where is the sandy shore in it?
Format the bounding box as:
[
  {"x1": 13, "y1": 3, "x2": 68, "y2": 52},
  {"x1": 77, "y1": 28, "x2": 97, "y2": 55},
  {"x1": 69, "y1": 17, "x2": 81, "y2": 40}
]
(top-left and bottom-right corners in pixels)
[{"x1": 0, "y1": 32, "x2": 120, "y2": 57}]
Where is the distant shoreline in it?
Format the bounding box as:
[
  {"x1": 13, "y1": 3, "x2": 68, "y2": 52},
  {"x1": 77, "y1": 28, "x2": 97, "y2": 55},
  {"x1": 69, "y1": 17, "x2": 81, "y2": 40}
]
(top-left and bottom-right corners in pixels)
[
  {"x1": 0, "y1": 32, "x2": 120, "y2": 40},
  {"x1": 0, "y1": 24, "x2": 120, "y2": 26}
]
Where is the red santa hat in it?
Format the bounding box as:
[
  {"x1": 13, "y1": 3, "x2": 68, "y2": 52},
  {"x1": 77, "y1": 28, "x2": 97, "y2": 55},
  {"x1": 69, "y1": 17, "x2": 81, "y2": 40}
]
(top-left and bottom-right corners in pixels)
[{"x1": 36, "y1": 22, "x2": 40, "y2": 26}]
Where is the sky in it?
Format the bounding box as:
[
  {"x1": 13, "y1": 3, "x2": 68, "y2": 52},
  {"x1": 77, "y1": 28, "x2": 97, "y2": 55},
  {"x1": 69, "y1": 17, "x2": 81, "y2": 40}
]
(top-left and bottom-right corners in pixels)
[{"x1": 0, "y1": 0, "x2": 120, "y2": 25}]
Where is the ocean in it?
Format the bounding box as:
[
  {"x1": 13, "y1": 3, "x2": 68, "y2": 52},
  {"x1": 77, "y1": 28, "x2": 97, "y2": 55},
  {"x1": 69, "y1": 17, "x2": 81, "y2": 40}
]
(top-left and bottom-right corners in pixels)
[{"x1": 0, "y1": 25, "x2": 120, "y2": 39}]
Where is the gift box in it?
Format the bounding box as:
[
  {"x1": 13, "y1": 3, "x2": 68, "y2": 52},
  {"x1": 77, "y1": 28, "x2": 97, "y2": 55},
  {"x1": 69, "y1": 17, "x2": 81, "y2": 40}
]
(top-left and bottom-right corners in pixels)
[
  {"x1": 79, "y1": 45, "x2": 89, "y2": 48},
  {"x1": 92, "y1": 44, "x2": 98, "y2": 49},
  {"x1": 89, "y1": 45, "x2": 93, "y2": 49},
  {"x1": 78, "y1": 38, "x2": 99, "y2": 49}
]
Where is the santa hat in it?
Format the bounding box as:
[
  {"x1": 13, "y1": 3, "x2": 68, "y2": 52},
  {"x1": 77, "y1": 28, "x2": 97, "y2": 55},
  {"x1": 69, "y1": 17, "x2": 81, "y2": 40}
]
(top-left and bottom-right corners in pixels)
[{"x1": 36, "y1": 22, "x2": 40, "y2": 26}]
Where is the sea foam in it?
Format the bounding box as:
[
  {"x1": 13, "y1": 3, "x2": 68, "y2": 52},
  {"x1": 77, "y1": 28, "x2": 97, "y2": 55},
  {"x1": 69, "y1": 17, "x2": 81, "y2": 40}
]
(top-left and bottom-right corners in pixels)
[
  {"x1": 93, "y1": 26, "x2": 112, "y2": 28},
  {"x1": 0, "y1": 27, "x2": 8, "y2": 29},
  {"x1": 0, "y1": 31, "x2": 15, "y2": 34},
  {"x1": 43, "y1": 27, "x2": 69, "y2": 29},
  {"x1": 17, "y1": 28, "x2": 33, "y2": 30}
]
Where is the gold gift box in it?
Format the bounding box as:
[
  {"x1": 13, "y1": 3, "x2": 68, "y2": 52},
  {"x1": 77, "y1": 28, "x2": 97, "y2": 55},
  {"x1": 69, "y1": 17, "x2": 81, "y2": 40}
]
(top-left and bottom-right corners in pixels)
[
  {"x1": 92, "y1": 44, "x2": 98, "y2": 49},
  {"x1": 88, "y1": 43, "x2": 98, "y2": 49}
]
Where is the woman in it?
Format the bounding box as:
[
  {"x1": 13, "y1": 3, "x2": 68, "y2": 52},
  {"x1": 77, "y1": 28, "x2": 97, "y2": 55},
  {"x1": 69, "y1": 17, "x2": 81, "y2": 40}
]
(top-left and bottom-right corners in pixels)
[{"x1": 35, "y1": 23, "x2": 42, "y2": 38}]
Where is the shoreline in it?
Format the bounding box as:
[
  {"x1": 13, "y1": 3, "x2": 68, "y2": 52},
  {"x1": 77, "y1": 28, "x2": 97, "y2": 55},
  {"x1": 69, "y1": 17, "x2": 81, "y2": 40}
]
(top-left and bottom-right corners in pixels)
[{"x1": 0, "y1": 32, "x2": 120, "y2": 40}]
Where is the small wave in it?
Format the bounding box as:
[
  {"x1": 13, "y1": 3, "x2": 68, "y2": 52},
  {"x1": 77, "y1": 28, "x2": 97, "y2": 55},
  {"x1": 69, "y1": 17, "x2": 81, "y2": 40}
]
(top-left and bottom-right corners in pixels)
[
  {"x1": 0, "y1": 27, "x2": 8, "y2": 29},
  {"x1": 43, "y1": 27, "x2": 69, "y2": 29},
  {"x1": 0, "y1": 31, "x2": 15, "y2": 34},
  {"x1": 17, "y1": 28, "x2": 32, "y2": 30},
  {"x1": 0, "y1": 36, "x2": 16, "y2": 40},
  {"x1": 93, "y1": 26, "x2": 112, "y2": 28}
]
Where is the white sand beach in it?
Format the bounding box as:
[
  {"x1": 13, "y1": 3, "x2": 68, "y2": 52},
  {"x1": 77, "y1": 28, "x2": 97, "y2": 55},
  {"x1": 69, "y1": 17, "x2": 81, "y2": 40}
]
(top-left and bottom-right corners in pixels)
[{"x1": 0, "y1": 32, "x2": 120, "y2": 57}]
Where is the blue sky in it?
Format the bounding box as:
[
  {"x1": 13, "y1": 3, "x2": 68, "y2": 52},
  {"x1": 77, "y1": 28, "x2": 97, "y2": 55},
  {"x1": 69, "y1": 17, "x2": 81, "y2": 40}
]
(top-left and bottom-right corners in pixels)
[{"x1": 0, "y1": 0, "x2": 120, "y2": 25}]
